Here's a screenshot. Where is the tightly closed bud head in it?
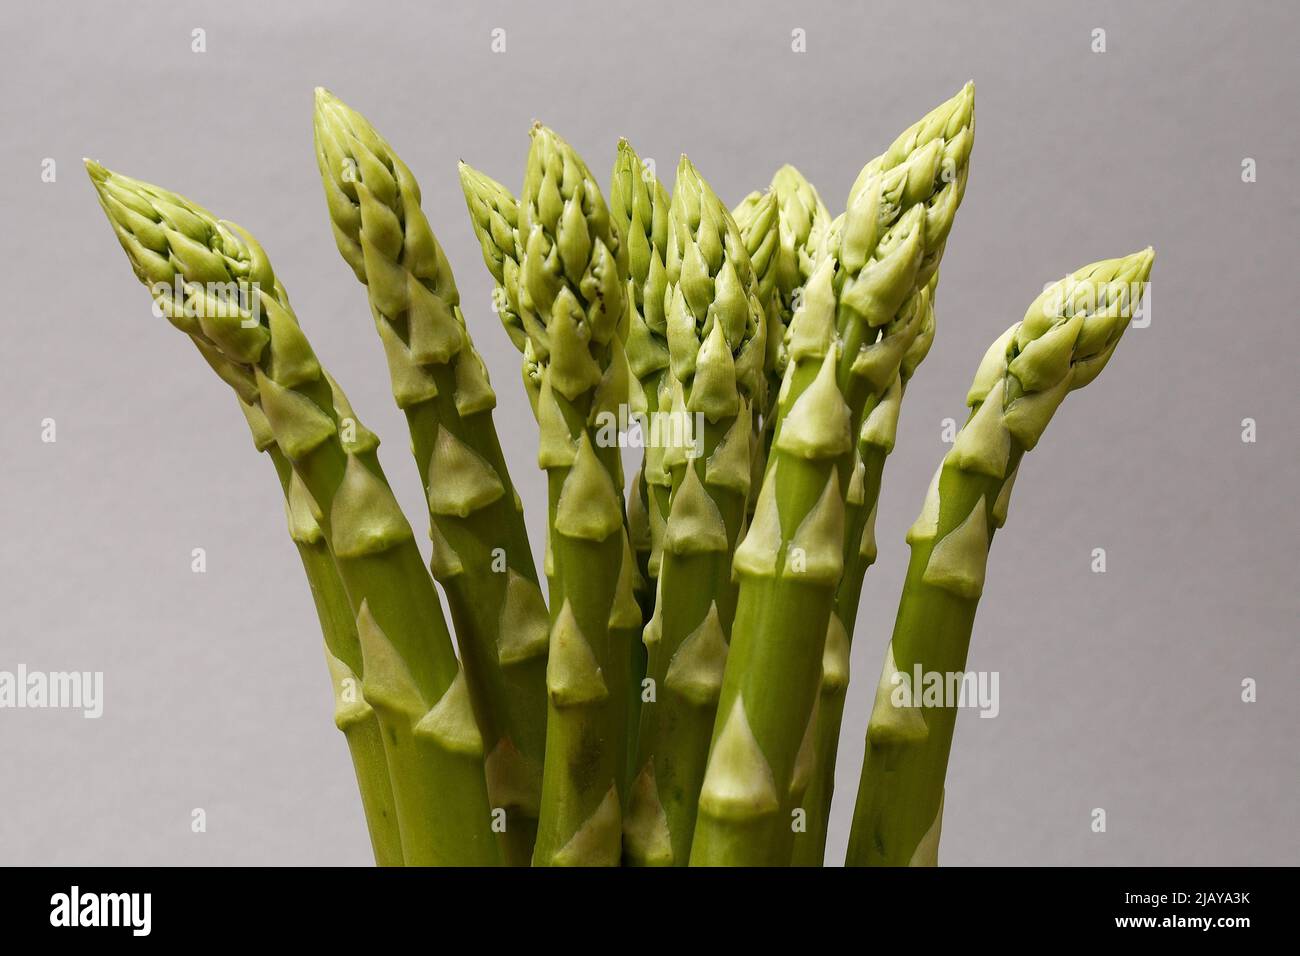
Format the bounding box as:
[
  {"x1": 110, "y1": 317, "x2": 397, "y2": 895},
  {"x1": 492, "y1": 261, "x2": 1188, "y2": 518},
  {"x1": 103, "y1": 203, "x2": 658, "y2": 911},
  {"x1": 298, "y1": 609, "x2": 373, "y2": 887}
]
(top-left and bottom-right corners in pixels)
[
  {"x1": 313, "y1": 89, "x2": 456, "y2": 300},
  {"x1": 770, "y1": 164, "x2": 831, "y2": 299},
  {"x1": 969, "y1": 248, "x2": 1154, "y2": 449},
  {"x1": 664, "y1": 156, "x2": 766, "y2": 412},
  {"x1": 86, "y1": 162, "x2": 279, "y2": 364},
  {"x1": 842, "y1": 83, "x2": 975, "y2": 287},
  {"x1": 520, "y1": 125, "x2": 627, "y2": 353},
  {"x1": 611, "y1": 140, "x2": 670, "y2": 307},
  {"x1": 459, "y1": 161, "x2": 522, "y2": 286},
  {"x1": 733, "y1": 190, "x2": 780, "y2": 306}
]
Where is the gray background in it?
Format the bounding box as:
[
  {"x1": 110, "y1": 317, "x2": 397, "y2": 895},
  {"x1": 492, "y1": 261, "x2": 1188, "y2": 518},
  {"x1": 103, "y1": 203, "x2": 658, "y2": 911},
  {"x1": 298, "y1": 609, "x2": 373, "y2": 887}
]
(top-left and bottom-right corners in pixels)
[{"x1": 1, "y1": 0, "x2": 1296, "y2": 865}]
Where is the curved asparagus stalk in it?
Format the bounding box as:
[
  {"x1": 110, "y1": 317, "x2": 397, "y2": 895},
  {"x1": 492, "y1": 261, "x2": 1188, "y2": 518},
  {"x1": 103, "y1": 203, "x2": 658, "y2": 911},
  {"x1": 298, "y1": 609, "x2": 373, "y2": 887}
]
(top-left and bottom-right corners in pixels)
[
  {"x1": 846, "y1": 248, "x2": 1154, "y2": 866},
  {"x1": 87, "y1": 162, "x2": 500, "y2": 865},
  {"x1": 89, "y1": 156, "x2": 401, "y2": 865},
  {"x1": 265, "y1": 439, "x2": 404, "y2": 866},
  {"x1": 519, "y1": 125, "x2": 637, "y2": 866},
  {"x1": 623, "y1": 158, "x2": 767, "y2": 866},
  {"x1": 314, "y1": 91, "x2": 549, "y2": 865},
  {"x1": 791, "y1": 274, "x2": 937, "y2": 865},
  {"x1": 690, "y1": 84, "x2": 975, "y2": 866}
]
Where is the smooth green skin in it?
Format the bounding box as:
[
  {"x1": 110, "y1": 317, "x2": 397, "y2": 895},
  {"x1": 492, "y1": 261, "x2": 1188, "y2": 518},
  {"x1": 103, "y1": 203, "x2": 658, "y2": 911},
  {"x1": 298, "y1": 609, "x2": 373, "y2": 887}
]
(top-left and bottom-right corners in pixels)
[
  {"x1": 270, "y1": 447, "x2": 403, "y2": 867},
  {"x1": 533, "y1": 436, "x2": 628, "y2": 866},
  {"x1": 689, "y1": 359, "x2": 850, "y2": 866},
  {"x1": 845, "y1": 451, "x2": 1020, "y2": 866},
  {"x1": 630, "y1": 418, "x2": 746, "y2": 866}
]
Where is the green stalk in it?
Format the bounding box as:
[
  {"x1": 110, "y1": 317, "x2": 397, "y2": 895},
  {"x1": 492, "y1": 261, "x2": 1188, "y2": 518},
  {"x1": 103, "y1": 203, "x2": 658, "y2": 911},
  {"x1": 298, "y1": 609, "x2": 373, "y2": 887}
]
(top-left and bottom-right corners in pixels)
[
  {"x1": 791, "y1": 276, "x2": 937, "y2": 865},
  {"x1": 623, "y1": 158, "x2": 767, "y2": 866},
  {"x1": 87, "y1": 163, "x2": 500, "y2": 866},
  {"x1": 516, "y1": 125, "x2": 638, "y2": 865},
  {"x1": 314, "y1": 91, "x2": 548, "y2": 865},
  {"x1": 266, "y1": 441, "x2": 403, "y2": 866},
  {"x1": 690, "y1": 85, "x2": 975, "y2": 866},
  {"x1": 846, "y1": 249, "x2": 1154, "y2": 866}
]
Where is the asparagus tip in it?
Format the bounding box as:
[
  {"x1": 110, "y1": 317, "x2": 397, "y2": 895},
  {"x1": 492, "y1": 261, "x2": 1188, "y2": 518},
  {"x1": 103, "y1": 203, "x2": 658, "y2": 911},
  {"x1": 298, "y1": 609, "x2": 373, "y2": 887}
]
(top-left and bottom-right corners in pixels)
[{"x1": 83, "y1": 158, "x2": 108, "y2": 184}]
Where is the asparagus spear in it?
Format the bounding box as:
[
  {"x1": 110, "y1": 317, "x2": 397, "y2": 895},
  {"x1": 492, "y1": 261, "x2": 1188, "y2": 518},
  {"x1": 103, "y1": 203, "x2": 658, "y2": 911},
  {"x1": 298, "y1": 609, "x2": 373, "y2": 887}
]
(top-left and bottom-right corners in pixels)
[
  {"x1": 266, "y1": 438, "x2": 404, "y2": 866},
  {"x1": 846, "y1": 248, "x2": 1154, "y2": 866},
  {"x1": 458, "y1": 162, "x2": 528, "y2": 354},
  {"x1": 87, "y1": 162, "x2": 500, "y2": 865},
  {"x1": 730, "y1": 188, "x2": 783, "y2": 543},
  {"x1": 609, "y1": 140, "x2": 671, "y2": 588},
  {"x1": 607, "y1": 140, "x2": 672, "y2": 788},
  {"x1": 313, "y1": 91, "x2": 549, "y2": 865},
  {"x1": 623, "y1": 158, "x2": 767, "y2": 866},
  {"x1": 690, "y1": 85, "x2": 975, "y2": 866},
  {"x1": 765, "y1": 164, "x2": 832, "y2": 412},
  {"x1": 88, "y1": 158, "x2": 401, "y2": 863},
  {"x1": 791, "y1": 274, "x2": 938, "y2": 865},
  {"x1": 518, "y1": 125, "x2": 637, "y2": 866}
]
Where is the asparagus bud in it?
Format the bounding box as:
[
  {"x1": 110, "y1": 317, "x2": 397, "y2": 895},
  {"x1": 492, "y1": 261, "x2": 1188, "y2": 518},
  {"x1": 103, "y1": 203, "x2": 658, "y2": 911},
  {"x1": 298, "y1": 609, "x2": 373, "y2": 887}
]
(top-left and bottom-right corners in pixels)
[
  {"x1": 87, "y1": 162, "x2": 501, "y2": 866},
  {"x1": 313, "y1": 90, "x2": 549, "y2": 864},
  {"x1": 521, "y1": 126, "x2": 638, "y2": 866},
  {"x1": 624, "y1": 157, "x2": 765, "y2": 866},
  {"x1": 691, "y1": 85, "x2": 975, "y2": 866},
  {"x1": 846, "y1": 248, "x2": 1154, "y2": 867},
  {"x1": 458, "y1": 162, "x2": 529, "y2": 355}
]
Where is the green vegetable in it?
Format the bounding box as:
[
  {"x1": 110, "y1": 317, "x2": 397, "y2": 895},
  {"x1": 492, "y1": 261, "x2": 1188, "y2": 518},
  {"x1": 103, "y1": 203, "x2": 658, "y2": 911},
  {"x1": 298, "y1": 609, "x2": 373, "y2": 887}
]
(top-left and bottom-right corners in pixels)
[
  {"x1": 765, "y1": 165, "x2": 832, "y2": 410},
  {"x1": 624, "y1": 157, "x2": 766, "y2": 866},
  {"x1": 791, "y1": 274, "x2": 937, "y2": 865},
  {"x1": 266, "y1": 440, "x2": 404, "y2": 866},
  {"x1": 690, "y1": 84, "x2": 975, "y2": 866},
  {"x1": 87, "y1": 162, "x2": 500, "y2": 866},
  {"x1": 845, "y1": 248, "x2": 1154, "y2": 866},
  {"x1": 84, "y1": 80, "x2": 1161, "y2": 870},
  {"x1": 517, "y1": 125, "x2": 637, "y2": 866},
  {"x1": 457, "y1": 161, "x2": 547, "y2": 415},
  {"x1": 731, "y1": 188, "x2": 783, "y2": 511},
  {"x1": 736, "y1": 166, "x2": 832, "y2": 472},
  {"x1": 313, "y1": 90, "x2": 549, "y2": 865},
  {"x1": 607, "y1": 140, "x2": 672, "y2": 788},
  {"x1": 610, "y1": 140, "x2": 672, "y2": 588}
]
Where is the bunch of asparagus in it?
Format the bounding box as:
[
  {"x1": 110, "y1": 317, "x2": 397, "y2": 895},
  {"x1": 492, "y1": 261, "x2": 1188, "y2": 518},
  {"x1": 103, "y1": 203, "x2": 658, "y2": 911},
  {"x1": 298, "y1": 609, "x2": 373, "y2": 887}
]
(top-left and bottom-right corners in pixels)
[{"x1": 87, "y1": 82, "x2": 1152, "y2": 866}]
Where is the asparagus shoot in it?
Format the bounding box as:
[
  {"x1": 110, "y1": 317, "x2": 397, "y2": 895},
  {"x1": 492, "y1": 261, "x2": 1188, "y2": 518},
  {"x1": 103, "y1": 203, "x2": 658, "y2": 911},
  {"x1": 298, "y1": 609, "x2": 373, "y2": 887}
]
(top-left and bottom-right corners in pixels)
[
  {"x1": 845, "y1": 248, "x2": 1154, "y2": 866},
  {"x1": 313, "y1": 90, "x2": 549, "y2": 865}
]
